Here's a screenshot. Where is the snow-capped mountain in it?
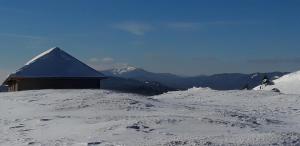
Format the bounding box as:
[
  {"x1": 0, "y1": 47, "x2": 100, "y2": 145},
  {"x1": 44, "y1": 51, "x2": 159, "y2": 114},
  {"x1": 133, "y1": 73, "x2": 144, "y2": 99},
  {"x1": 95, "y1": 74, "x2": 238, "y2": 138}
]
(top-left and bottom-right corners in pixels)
[
  {"x1": 100, "y1": 65, "x2": 175, "y2": 95},
  {"x1": 101, "y1": 66, "x2": 288, "y2": 90},
  {"x1": 254, "y1": 70, "x2": 300, "y2": 94},
  {"x1": 110, "y1": 64, "x2": 137, "y2": 75},
  {"x1": 102, "y1": 65, "x2": 184, "y2": 88}
]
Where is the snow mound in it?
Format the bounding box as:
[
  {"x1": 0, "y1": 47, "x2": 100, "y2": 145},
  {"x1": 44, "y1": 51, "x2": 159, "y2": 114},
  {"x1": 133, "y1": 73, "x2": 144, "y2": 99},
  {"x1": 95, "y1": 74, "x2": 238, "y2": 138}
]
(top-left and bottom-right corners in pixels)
[
  {"x1": 254, "y1": 70, "x2": 300, "y2": 94},
  {"x1": 1, "y1": 89, "x2": 300, "y2": 145},
  {"x1": 187, "y1": 86, "x2": 212, "y2": 91}
]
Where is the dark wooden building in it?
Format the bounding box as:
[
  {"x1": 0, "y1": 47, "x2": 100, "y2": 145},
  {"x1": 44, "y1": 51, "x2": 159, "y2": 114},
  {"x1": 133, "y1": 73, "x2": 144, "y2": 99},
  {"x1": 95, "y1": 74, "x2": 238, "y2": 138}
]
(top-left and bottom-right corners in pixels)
[{"x1": 2, "y1": 47, "x2": 106, "y2": 91}]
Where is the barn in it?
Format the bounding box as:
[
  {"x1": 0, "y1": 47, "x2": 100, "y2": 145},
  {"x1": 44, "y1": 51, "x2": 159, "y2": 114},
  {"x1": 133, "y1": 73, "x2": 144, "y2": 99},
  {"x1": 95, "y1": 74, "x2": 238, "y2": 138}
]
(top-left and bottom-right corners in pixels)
[{"x1": 2, "y1": 47, "x2": 106, "y2": 91}]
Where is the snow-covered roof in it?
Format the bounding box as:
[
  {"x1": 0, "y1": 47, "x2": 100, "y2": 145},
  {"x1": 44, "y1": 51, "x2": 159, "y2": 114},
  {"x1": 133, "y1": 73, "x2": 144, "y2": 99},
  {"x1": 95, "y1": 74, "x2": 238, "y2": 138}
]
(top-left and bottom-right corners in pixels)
[{"x1": 6, "y1": 47, "x2": 106, "y2": 79}]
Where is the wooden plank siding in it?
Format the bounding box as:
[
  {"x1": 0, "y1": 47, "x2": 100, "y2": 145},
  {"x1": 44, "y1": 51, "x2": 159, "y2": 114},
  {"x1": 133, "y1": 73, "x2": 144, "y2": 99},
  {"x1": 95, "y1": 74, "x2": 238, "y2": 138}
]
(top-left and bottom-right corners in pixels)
[{"x1": 6, "y1": 77, "x2": 103, "y2": 91}]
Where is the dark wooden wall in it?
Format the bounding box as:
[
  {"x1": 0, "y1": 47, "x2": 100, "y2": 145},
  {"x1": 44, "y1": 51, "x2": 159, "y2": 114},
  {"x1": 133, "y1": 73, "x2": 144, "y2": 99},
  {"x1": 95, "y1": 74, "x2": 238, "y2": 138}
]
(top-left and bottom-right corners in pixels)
[{"x1": 10, "y1": 78, "x2": 101, "y2": 91}]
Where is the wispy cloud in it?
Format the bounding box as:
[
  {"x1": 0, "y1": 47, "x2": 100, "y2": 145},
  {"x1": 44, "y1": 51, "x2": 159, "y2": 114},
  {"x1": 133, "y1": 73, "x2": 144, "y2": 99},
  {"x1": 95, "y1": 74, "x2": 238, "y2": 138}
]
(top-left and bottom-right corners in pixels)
[
  {"x1": 0, "y1": 33, "x2": 45, "y2": 40},
  {"x1": 89, "y1": 57, "x2": 114, "y2": 63},
  {"x1": 88, "y1": 57, "x2": 119, "y2": 71},
  {"x1": 0, "y1": 7, "x2": 29, "y2": 14},
  {"x1": 113, "y1": 22, "x2": 153, "y2": 36},
  {"x1": 88, "y1": 57, "x2": 100, "y2": 63},
  {"x1": 166, "y1": 22, "x2": 203, "y2": 30},
  {"x1": 101, "y1": 57, "x2": 114, "y2": 63},
  {"x1": 113, "y1": 20, "x2": 258, "y2": 34},
  {"x1": 248, "y1": 57, "x2": 300, "y2": 65},
  {"x1": 166, "y1": 20, "x2": 258, "y2": 31}
]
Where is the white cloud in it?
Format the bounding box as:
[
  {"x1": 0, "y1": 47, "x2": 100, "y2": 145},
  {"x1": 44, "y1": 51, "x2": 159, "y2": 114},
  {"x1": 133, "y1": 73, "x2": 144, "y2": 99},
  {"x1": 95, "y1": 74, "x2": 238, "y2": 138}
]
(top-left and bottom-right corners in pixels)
[
  {"x1": 166, "y1": 22, "x2": 203, "y2": 30},
  {"x1": 166, "y1": 20, "x2": 255, "y2": 31},
  {"x1": 89, "y1": 57, "x2": 114, "y2": 63},
  {"x1": 101, "y1": 57, "x2": 114, "y2": 63},
  {"x1": 89, "y1": 57, "x2": 100, "y2": 63},
  {"x1": 113, "y1": 22, "x2": 153, "y2": 36},
  {"x1": 113, "y1": 20, "x2": 252, "y2": 35},
  {"x1": 88, "y1": 57, "x2": 119, "y2": 71}
]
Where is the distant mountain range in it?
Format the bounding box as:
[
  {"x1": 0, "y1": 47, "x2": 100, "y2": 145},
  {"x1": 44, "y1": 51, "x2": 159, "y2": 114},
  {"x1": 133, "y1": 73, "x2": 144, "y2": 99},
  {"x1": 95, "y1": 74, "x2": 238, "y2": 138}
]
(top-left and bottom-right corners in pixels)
[
  {"x1": 100, "y1": 77, "x2": 175, "y2": 96},
  {"x1": 101, "y1": 65, "x2": 289, "y2": 92},
  {"x1": 0, "y1": 64, "x2": 289, "y2": 96}
]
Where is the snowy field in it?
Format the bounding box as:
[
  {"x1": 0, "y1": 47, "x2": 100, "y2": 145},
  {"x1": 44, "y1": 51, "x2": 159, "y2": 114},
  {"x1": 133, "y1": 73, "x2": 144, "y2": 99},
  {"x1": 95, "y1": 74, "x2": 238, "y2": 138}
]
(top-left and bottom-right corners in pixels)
[{"x1": 1, "y1": 89, "x2": 300, "y2": 146}]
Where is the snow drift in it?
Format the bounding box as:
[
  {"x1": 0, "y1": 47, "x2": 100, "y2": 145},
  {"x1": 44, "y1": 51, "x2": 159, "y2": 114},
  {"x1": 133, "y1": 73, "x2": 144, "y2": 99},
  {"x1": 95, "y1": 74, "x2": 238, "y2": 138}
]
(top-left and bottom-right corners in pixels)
[
  {"x1": 254, "y1": 70, "x2": 300, "y2": 94},
  {"x1": 1, "y1": 88, "x2": 300, "y2": 145}
]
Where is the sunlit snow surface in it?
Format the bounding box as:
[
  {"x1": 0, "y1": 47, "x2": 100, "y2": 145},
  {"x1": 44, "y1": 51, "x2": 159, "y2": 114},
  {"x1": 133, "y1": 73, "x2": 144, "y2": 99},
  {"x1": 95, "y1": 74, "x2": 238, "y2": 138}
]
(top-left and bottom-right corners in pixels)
[
  {"x1": 254, "y1": 70, "x2": 300, "y2": 94},
  {"x1": 1, "y1": 88, "x2": 300, "y2": 145}
]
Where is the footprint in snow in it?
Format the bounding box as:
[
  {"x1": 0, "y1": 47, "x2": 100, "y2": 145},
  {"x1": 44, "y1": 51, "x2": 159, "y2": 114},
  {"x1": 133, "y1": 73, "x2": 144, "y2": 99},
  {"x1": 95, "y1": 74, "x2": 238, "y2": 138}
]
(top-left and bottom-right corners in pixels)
[
  {"x1": 40, "y1": 118, "x2": 52, "y2": 122},
  {"x1": 10, "y1": 124, "x2": 25, "y2": 129},
  {"x1": 126, "y1": 121, "x2": 155, "y2": 133},
  {"x1": 87, "y1": 142, "x2": 102, "y2": 146}
]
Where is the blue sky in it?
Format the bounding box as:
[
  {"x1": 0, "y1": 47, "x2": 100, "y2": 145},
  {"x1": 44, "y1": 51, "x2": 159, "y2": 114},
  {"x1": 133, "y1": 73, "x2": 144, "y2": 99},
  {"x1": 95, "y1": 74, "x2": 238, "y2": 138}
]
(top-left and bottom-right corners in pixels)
[{"x1": 0, "y1": 0, "x2": 300, "y2": 81}]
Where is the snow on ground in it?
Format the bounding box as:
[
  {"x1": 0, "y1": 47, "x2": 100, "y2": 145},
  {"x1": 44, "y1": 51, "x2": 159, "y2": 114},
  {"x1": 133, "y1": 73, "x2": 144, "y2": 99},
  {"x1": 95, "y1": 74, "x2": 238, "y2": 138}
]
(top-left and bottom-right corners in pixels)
[
  {"x1": 254, "y1": 70, "x2": 300, "y2": 94},
  {"x1": 0, "y1": 88, "x2": 300, "y2": 145}
]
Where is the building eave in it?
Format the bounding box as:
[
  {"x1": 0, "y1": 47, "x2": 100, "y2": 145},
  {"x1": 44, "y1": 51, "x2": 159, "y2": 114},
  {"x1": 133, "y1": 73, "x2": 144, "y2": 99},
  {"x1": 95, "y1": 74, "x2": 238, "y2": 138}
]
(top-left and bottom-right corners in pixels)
[{"x1": 2, "y1": 76, "x2": 108, "y2": 86}]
